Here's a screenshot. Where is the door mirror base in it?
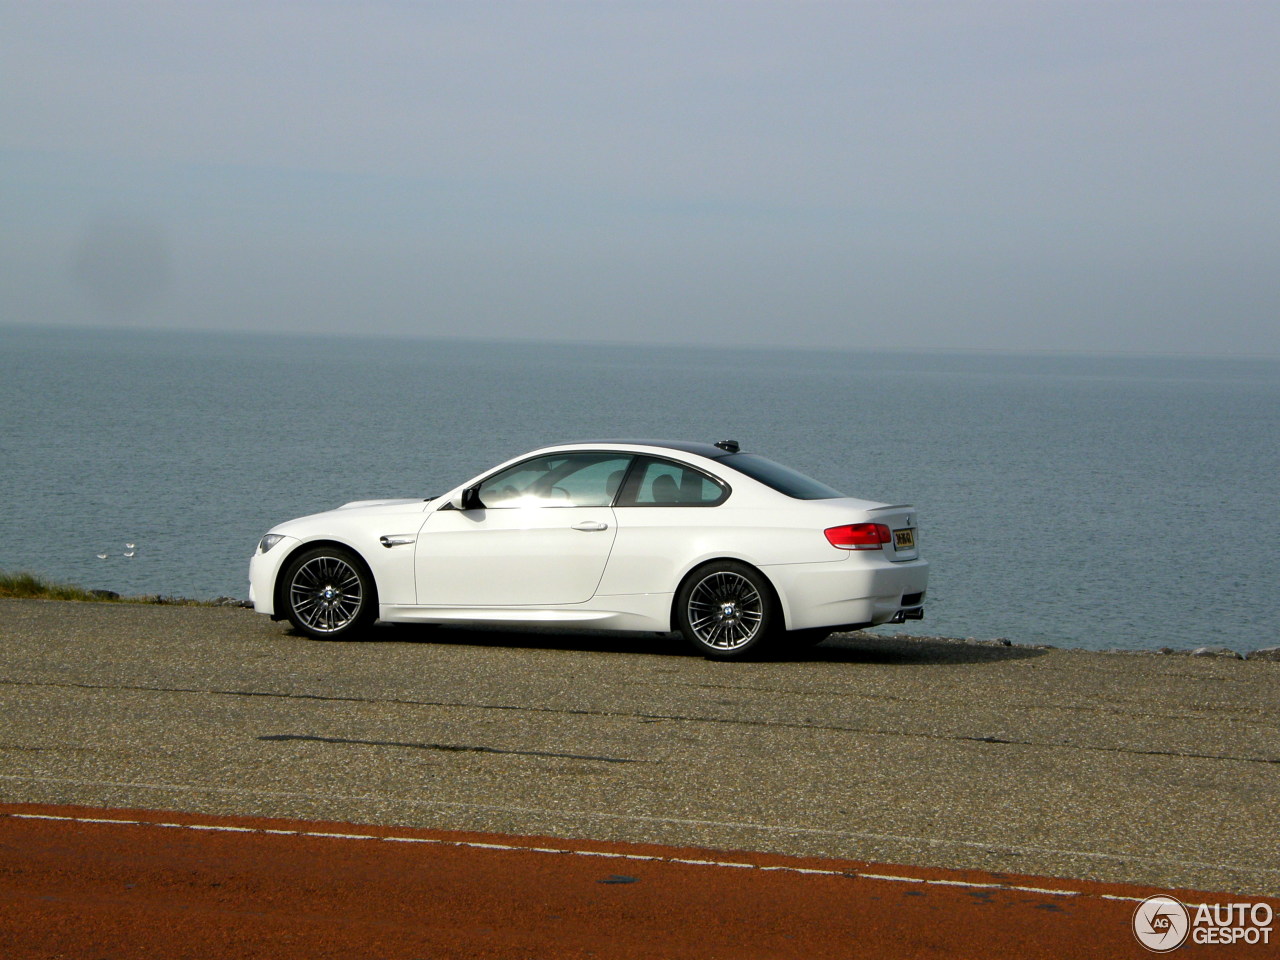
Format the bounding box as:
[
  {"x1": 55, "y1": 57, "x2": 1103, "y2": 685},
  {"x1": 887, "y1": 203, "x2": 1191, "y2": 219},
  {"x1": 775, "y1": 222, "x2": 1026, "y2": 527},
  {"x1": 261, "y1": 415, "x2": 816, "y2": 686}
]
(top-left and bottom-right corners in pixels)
[{"x1": 447, "y1": 485, "x2": 484, "y2": 511}]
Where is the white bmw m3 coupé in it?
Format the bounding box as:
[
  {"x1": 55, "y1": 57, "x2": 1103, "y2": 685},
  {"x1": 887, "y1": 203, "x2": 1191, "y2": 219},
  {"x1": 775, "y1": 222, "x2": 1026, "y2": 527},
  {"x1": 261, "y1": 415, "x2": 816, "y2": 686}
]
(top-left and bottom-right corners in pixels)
[{"x1": 250, "y1": 440, "x2": 928, "y2": 659}]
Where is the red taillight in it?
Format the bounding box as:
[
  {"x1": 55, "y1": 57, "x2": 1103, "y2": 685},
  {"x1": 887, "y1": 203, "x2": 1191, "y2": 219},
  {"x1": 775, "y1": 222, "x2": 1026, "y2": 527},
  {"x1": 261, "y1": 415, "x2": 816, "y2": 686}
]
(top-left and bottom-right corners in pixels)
[{"x1": 825, "y1": 523, "x2": 891, "y2": 550}]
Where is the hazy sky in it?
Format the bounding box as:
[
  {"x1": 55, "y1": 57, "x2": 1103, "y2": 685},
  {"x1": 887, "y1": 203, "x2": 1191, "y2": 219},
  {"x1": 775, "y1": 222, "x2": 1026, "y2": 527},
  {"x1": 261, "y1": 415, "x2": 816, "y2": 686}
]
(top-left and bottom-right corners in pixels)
[{"x1": 2, "y1": 1, "x2": 1277, "y2": 356}]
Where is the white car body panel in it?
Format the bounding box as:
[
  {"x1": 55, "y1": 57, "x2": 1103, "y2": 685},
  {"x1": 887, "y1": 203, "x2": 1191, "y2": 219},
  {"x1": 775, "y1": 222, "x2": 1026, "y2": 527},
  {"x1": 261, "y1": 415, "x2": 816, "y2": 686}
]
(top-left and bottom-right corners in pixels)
[
  {"x1": 764, "y1": 555, "x2": 928, "y2": 631},
  {"x1": 249, "y1": 500, "x2": 430, "y2": 613},
  {"x1": 250, "y1": 441, "x2": 929, "y2": 643},
  {"x1": 415, "y1": 504, "x2": 617, "y2": 605}
]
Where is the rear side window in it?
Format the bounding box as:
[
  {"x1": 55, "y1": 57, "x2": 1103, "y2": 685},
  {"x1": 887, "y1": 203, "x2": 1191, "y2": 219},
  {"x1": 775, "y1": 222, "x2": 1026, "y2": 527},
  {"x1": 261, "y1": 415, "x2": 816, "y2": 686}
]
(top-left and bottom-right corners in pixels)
[
  {"x1": 618, "y1": 457, "x2": 729, "y2": 507},
  {"x1": 719, "y1": 453, "x2": 845, "y2": 500}
]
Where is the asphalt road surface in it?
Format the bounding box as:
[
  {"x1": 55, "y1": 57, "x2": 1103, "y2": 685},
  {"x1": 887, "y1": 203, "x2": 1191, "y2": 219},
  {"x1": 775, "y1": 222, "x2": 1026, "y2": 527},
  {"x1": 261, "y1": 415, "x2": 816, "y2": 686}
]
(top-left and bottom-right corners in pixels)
[{"x1": 1, "y1": 598, "x2": 1277, "y2": 908}]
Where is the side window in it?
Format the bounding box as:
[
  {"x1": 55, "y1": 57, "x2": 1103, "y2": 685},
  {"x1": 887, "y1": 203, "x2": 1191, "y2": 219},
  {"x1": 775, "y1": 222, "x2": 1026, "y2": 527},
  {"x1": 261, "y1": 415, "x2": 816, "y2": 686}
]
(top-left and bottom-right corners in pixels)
[
  {"x1": 619, "y1": 457, "x2": 728, "y2": 507},
  {"x1": 478, "y1": 453, "x2": 632, "y2": 508}
]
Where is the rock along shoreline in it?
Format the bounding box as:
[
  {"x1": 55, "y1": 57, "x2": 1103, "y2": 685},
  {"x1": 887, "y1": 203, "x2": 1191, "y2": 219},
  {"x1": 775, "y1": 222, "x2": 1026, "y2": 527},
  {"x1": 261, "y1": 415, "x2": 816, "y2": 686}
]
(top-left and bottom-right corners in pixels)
[{"x1": 873, "y1": 631, "x2": 1280, "y2": 662}]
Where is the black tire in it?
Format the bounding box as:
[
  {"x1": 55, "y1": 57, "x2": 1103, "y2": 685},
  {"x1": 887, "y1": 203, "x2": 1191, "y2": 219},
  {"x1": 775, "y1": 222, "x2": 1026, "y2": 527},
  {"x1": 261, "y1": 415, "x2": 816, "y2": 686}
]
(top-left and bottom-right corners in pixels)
[
  {"x1": 675, "y1": 560, "x2": 778, "y2": 660},
  {"x1": 281, "y1": 546, "x2": 376, "y2": 640}
]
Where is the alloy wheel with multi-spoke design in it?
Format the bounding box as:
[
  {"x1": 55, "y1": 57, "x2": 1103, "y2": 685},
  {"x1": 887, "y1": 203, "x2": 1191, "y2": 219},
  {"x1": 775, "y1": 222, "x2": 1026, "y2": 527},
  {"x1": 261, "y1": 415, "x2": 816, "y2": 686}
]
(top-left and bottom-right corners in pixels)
[
  {"x1": 283, "y1": 549, "x2": 373, "y2": 638},
  {"x1": 678, "y1": 563, "x2": 775, "y2": 657}
]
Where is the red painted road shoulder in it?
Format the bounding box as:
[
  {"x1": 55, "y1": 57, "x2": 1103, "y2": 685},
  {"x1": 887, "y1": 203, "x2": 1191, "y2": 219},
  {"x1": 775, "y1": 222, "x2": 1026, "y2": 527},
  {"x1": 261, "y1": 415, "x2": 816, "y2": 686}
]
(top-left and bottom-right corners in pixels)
[{"x1": 1, "y1": 803, "x2": 1272, "y2": 958}]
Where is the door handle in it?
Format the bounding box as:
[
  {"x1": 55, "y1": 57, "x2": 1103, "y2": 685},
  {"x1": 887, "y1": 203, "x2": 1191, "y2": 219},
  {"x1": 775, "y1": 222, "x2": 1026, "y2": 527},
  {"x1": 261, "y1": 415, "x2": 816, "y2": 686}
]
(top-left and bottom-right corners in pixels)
[{"x1": 571, "y1": 521, "x2": 609, "y2": 532}]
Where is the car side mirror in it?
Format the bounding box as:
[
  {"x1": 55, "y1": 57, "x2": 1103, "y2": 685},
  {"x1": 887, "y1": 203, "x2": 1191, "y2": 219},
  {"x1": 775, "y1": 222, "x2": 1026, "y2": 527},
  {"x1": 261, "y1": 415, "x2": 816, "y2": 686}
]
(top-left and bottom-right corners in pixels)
[{"x1": 448, "y1": 485, "x2": 483, "y2": 511}]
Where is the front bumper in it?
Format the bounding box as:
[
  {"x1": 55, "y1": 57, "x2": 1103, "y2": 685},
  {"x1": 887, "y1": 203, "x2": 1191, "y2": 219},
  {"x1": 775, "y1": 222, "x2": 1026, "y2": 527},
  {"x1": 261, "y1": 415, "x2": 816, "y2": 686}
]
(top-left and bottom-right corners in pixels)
[{"x1": 247, "y1": 536, "x2": 300, "y2": 617}]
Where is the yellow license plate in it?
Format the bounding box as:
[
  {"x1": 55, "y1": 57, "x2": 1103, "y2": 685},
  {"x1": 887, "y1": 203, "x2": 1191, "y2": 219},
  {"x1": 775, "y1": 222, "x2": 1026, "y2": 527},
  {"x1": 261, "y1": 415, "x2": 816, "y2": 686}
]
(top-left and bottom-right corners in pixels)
[{"x1": 893, "y1": 528, "x2": 915, "y2": 550}]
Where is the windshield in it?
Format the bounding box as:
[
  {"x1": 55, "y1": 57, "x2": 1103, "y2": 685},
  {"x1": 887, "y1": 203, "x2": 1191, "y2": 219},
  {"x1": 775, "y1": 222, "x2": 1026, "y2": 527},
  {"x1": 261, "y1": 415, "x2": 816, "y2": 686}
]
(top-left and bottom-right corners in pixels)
[{"x1": 719, "y1": 453, "x2": 845, "y2": 500}]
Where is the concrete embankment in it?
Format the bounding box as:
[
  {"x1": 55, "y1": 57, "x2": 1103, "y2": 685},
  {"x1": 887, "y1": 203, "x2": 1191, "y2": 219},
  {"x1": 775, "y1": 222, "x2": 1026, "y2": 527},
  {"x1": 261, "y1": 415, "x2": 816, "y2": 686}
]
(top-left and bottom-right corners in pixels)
[{"x1": 1, "y1": 598, "x2": 1277, "y2": 896}]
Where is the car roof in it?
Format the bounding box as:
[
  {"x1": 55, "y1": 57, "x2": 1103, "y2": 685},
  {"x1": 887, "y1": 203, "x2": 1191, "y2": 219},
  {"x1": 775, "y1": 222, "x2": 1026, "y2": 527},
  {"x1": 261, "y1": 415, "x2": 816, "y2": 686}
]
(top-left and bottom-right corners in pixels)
[{"x1": 547, "y1": 439, "x2": 738, "y2": 459}]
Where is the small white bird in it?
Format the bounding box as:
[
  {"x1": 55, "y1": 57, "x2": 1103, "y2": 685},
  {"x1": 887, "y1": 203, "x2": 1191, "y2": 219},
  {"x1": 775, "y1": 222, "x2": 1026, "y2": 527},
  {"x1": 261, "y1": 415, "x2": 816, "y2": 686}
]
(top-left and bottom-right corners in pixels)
[
  {"x1": 123, "y1": 551, "x2": 136, "y2": 558},
  {"x1": 96, "y1": 552, "x2": 109, "y2": 560},
  {"x1": 125, "y1": 542, "x2": 136, "y2": 550}
]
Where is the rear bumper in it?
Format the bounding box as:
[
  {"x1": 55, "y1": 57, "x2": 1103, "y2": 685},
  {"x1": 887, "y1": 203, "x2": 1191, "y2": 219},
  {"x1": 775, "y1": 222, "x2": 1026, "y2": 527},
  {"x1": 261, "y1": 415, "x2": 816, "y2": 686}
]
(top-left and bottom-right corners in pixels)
[{"x1": 764, "y1": 556, "x2": 929, "y2": 631}]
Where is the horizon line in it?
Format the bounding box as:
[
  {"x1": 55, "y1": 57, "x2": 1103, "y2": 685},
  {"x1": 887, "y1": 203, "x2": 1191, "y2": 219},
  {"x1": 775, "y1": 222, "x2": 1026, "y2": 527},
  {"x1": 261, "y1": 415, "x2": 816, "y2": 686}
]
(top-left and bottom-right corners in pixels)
[{"x1": 3, "y1": 319, "x2": 1278, "y2": 365}]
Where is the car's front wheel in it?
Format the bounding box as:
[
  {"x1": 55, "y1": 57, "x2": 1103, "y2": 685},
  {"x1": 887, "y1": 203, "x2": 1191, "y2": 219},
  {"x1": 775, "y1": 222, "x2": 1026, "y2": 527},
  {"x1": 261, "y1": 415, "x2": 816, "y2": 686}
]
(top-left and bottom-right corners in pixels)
[
  {"x1": 281, "y1": 546, "x2": 376, "y2": 640},
  {"x1": 675, "y1": 561, "x2": 778, "y2": 660}
]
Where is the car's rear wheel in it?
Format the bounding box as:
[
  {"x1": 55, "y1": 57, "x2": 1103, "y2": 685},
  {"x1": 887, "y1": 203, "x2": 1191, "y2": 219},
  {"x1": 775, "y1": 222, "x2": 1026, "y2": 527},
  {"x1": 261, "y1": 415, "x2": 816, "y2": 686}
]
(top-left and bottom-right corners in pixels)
[
  {"x1": 282, "y1": 547, "x2": 376, "y2": 640},
  {"x1": 676, "y1": 561, "x2": 778, "y2": 660}
]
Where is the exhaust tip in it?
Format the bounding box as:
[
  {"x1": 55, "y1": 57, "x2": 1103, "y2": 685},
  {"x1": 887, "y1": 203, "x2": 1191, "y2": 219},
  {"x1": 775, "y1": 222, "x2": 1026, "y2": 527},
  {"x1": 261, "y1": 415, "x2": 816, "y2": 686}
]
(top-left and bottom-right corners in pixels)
[{"x1": 890, "y1": 608, "x2": 925, "y2": 624}]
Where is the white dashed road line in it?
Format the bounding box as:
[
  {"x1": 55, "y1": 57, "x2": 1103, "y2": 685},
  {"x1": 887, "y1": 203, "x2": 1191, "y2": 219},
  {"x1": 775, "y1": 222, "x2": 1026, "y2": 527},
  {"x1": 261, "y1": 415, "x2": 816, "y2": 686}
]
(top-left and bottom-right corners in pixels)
[{"x1": 4, "y1": 810, "x2": 1162, "y2": 904}]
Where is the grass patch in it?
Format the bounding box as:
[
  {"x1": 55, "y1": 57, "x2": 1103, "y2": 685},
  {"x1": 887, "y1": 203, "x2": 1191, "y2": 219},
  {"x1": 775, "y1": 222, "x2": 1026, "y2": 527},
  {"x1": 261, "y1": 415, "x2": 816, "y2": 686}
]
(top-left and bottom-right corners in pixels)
[
  {"x1": 0, "y1": 569, "x2": 119, "y2": 602},
  {"x1": 0, "y1": 569, "x2": 218, "y2": 606}
]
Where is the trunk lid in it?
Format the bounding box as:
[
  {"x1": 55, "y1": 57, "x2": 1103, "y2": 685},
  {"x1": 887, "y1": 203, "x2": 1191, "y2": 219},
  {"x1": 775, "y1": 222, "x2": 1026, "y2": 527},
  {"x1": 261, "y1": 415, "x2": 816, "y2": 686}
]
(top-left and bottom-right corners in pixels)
[{"x1": 867, "y1": 504, "x2": 920, "y2": 561}]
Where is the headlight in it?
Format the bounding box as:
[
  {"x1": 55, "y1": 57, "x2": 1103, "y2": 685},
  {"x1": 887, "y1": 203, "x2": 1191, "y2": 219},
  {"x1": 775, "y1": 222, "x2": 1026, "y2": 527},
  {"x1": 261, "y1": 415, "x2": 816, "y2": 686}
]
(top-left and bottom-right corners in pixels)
[{"x1": 258, "y1": 534, "x2": 286, "y2": 554}]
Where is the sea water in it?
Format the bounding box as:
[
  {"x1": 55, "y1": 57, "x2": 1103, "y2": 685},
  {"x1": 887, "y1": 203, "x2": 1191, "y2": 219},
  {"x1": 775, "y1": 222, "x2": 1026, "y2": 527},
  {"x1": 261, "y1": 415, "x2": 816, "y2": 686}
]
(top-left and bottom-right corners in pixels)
[{"x1": 2, "y1": 324, "x2": 1276, "y2": 652}]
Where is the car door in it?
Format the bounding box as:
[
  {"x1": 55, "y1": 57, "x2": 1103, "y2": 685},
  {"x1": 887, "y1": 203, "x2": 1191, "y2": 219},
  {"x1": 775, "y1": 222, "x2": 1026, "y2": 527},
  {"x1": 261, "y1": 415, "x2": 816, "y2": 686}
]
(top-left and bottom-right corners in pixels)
[
  {"x1": 594, "y1": 456, "x2": 732, "y2": 595},
  {"x1": 414, "y1": 452, "x2": 632, "y2": 606}
]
